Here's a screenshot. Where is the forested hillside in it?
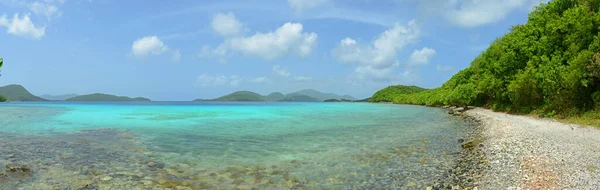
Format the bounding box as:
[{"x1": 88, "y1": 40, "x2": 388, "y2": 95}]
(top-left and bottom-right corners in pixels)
[{"x1": 372, "y1": 0, "x2": 600, "y2": 120}]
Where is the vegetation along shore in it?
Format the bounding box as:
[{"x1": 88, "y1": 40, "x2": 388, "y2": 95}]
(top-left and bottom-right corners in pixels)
[
  {"x1": 370, "y1": 0, "x2": 600, "y2": 127},
  {"x1": 367, "y1": 0, "x2": 600, "y2": 188}
]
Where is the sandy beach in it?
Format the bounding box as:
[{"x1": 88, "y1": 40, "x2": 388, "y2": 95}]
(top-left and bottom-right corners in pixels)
[{"x1": 464, "y1": 108, "x2": 600, "y2": 189}]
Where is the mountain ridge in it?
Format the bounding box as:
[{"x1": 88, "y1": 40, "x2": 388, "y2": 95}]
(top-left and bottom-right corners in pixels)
[
  {"x1": 197, "y1": 89, "x2": 357, "y2": 102},
  {"x1": 66, "y1": 93, "x2": 151, "y2": 102}
]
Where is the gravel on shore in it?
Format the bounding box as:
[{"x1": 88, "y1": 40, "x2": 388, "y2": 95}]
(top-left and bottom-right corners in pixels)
[{"x1": 464, "y1": 108, "x2": 600, "y2": 189}]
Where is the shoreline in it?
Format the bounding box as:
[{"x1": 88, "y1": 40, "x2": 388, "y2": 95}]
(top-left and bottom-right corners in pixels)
[{"x1": 455, "y1": 107, "x2": 600, "y2": 189}]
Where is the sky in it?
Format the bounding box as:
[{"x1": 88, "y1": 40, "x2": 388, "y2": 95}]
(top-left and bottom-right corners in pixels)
[{"x1": 0, "y1": 0, "x2": 549, "y2": 101}]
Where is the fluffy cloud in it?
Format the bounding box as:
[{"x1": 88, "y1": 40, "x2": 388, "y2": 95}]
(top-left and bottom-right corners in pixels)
[
  {"x1": 211, "y1": 12, "x2": 243, "y2": 37},
  {"x1": 0, "y1": 13, "x2": 45, "y2": 39},
  {"x1": 409, "y1": 47, "x2": 436, "y2": 65},
  {"x1": 131, "y1": 36, "x2": 169, "y2": 58},
  {"x1": 332, "y1": 20, "x2": 420, "y2": 80},
  {"x1": 288, "y1": 0, "x2": 328, "y2": 12},
  {"x1": 272, "y1": 65, "x2": 291, "y2": 77},
  {"x1": 205, "y1": 21, "x2": 317, "y2": 61}
]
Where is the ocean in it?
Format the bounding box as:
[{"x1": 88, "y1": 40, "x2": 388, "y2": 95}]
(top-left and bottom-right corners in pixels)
[{"x1": 0, "y1": 102, "x2": 470, "y2": 189}]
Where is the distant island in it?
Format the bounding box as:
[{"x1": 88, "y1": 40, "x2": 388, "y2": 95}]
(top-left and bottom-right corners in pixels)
[
  {"x1": 210, "y1": 91, "x2": 265, "y2": 101},
  {"x1": 0, "y1": 84, "x2": 360, "y2": 103},
  {"x1": 323, "y1": 99, "x2": 354, "y2": 102},
  {"x1": 279, "y1": 94, "x2": 319, "y2": 102},
  {"x1": 66, "y1": 93, "x2": 151, "y2": 102},
  {"x1": 40, "y1": 94, "x2": 79, "y2": 101},
  {"x1": 196, "y1": 89, "x2": 357, "y2": 102},
  {"x1": 0, "y1": 84, "x2": 46, "y2": 101}
]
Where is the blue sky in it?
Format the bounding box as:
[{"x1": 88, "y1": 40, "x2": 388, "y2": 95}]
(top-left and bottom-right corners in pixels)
[{"x1": 0, "y1": 0, "x2": 548, "y2": 100}]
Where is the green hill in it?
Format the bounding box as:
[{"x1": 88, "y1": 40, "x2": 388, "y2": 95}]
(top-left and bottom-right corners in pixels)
[
  {"x1": 66, "y1": 93, "x2": 150, "y2": 101},
  {"x1": 0, "y1": 85, "x2": 46, "y2": 101},
  {"x1": 212, "y1": 91, "x2": 265, "y2": 101},
  {"x1": 265, "y1": 92, "x2": 285, "y2": 101},
  {"x1": 370, "y1": 85, "x2": 427, "y2": 103},
  {"x1": 278, "y1": 94, "x2": 319, "y2": 102},
  {"x1": 371, "y1": 0, "x2": 600, "y2": 125},
  {"x1": 287, "y1": 89, "x2": 356, "y2": 101}
]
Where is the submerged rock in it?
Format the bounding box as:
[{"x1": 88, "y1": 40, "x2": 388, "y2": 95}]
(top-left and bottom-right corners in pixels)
[
  {"x1": 5, "y1": 164, "x2": 31, "y2": 174},
  {"x1": 461, "y1": 138, "x2": 483, "y2": 149}
]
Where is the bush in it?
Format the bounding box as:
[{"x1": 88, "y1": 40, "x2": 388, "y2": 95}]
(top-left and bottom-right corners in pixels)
[
  {"x1": 0, "y1": 94, "x2": 6, "y2": 102},
  {"x1": 593, "y1": 91, "x2": 600, "y2": 107}
]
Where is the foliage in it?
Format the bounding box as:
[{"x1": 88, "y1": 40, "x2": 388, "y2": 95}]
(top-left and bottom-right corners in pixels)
[
  {"x1": 0, "y1": 85, "x2": 46, "y2": 101},
  {"x1": 593, "y1": 91, "x2": 600, "y2": 107},
  {"x1": 371, "y1": 0, "x2": 600, "y2": 117},
  {"x1": 0, "y1": 94, "x2": 6, "y2": 102},
  {"x1": 66, "y1": 93, "x2": 150, "y2": 101},
  {"x1": 370, "y1": 85, "x2": 427, "y2": 102}
]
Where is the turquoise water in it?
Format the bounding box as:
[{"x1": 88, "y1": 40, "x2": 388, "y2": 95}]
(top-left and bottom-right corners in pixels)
[{"x1": 0, "y1": 102, "x2": 470, "y2": 189}]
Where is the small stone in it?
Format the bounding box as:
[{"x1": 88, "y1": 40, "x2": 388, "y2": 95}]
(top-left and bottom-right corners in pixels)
[
  {"x1": 458, "y1": 139, "x2": 465, "y2": 143},
  {"x1": 461, "y1": 138, "x2": 483, "y2": 149},
  {"x1": 426, "y1": 186, "x2": 433, "y2": 190},
  {"x1": 101, "y1": 176, "x2": 113, "y2": 181}
]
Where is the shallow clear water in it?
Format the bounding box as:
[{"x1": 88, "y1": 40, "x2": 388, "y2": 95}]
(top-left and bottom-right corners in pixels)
[{"x1": 0, "y1": 102, "x2": 469, "y2": 189}]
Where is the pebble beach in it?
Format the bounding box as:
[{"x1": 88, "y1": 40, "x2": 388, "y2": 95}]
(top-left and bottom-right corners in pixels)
[{"x1": 463, "y1": 108, "x2": 600, "y2": 189}]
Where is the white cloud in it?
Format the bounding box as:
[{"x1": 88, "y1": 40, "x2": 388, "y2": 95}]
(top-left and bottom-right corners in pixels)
[
  {"x1": 29, "y1": 1, "x2": 61, "y2": 20},
  {"x1": 196, "y1": 74, "x2": 243, "y2": 87},
  {"x1": 272, "y1": 65, "x2": 291, "y2": 77},
  {"x1": 131, "y1": 36, "x2": 169, "y2": 58},
  {"x1": 413, "y1": 0, "x2": 531, "y2": 27},
  {"x1": 229, "y1": 75, "x2": 242, "y2": 86},
  {"x1": 332, "y1": 20, "x2": 419, "y2": 80},
  {"x1": 249, "y1": 77, "x2": 268, "y2": 83},
  {"x1": 0, "y1": 13, "x2": 45, "y2": 39},
  {"x1": 446, "y1": 0, "x2": 527, "y2": 27},
  {"x1": 206, "y1": 22, "x2": 317, "y2": 61},
  {"x1": 436, "y1": 64, "x2": 453, "y2": 71},
  {"x1": 409, "y1": 47, "x2": 436, "y2": 65},
  {"x1": 172, "y1": 49, "x2": 181, "y2": 63},
  {"x1": 288, "y1": 0, "x2": 328, "y2": 12},
  {"x1": 211, "y1": 12, "x2": 243, "y2": 37},
  {"x1": 293, "y1": 76, "x2": 312, "y2": 82}
]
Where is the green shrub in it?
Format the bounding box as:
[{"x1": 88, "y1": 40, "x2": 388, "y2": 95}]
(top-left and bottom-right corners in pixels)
[{"x1": 593, "y1": 91, "x2": 600, "y2": 107}]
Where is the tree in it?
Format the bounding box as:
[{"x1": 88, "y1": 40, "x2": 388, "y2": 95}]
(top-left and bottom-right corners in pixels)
[{"x1": 0, "y1": 57, "x2": 5, "y2": 102}]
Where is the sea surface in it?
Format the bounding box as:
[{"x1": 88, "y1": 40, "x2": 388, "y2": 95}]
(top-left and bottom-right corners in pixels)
[{"x1": 0, "y1": 102, "x2": 470, "y2": 189}]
